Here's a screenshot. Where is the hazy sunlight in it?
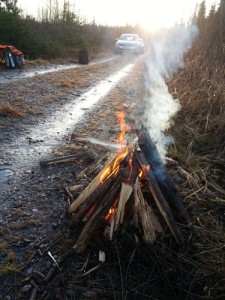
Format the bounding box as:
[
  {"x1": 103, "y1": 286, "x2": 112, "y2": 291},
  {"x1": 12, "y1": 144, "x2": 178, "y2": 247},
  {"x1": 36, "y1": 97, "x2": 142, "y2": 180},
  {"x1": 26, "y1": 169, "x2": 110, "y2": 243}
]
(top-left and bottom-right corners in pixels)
[{"x1": 17, "y1": 0, "x2": 219, "y2": 31}]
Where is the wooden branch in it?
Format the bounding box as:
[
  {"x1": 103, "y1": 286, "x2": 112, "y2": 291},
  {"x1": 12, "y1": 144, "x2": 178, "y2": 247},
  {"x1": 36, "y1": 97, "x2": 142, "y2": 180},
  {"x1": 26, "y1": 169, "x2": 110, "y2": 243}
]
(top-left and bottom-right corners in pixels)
[
  {"x1": 68, "y1": 145, "x2": 134, "y2": 214},
  {"x1": 68, "y1": 173, "x2": 101, "y2": 215},
  {"x1": 137, "y1": 151, "x2": 184, "y2": 246},
  {"x1": 74, "y1": 172, "x2": 123, "y2": 253},
  {"x1": 71, "y1": 133, "x2": 122, "y2": 150},
  {"x1": 76, "y1": 153, "x2": 109, "y2": 179},
  {"x1": 64, "y1": 187, "x2": 74, "y2": 203},
  {"x1": 177, "y1": 166, "x2": 201, "y2": 190},
  {"x1": 40, "y1": 151, "x2": 96, "y2": 167},
  {"x1": 115, "y1": 183, "x2": 133, "y2": 227},
  {"x1": 70, "y1": 175, "x2": 115, "y2": 227},
  {"x1": 69, "y1": 184, "x2": 83, "y2": 193},
  {"x1": 134, "y1": 179, "x2": 164, "y2": 243},
  {"x1": 137, "y1": 125, "x2": 189, "y2": 222}
]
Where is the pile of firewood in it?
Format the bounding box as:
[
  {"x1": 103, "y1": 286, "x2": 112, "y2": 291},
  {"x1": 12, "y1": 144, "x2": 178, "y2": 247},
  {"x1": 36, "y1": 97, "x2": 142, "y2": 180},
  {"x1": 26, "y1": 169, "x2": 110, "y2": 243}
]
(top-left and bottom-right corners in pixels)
[{"x1": 67, "y1": 125, "x2": 189, "y2": 253}]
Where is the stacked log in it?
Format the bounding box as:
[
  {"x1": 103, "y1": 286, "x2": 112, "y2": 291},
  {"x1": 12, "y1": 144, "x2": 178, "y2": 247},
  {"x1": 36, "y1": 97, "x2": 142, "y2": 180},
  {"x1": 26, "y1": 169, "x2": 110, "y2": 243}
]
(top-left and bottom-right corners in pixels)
[{"x1": 67, "y1": 126, "x2": 189, "y2": 253}]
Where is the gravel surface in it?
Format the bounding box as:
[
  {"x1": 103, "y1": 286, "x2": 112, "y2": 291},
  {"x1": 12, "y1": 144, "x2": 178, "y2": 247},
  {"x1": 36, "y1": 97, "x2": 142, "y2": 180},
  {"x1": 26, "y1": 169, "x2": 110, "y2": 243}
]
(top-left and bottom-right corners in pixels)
[{"x1": 0, "y1": 54, "x2": 147, "y2": 298}]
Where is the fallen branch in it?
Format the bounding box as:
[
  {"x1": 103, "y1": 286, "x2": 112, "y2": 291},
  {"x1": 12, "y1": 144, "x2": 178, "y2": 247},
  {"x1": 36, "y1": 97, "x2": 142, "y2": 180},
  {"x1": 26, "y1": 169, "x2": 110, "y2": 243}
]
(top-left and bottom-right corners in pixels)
[
  {"x1": 40, "y1": 151, "x2": 96, "y2": 167},
  {"x1": 71, "y1": 133, "x2": 123, "y2": 150}
]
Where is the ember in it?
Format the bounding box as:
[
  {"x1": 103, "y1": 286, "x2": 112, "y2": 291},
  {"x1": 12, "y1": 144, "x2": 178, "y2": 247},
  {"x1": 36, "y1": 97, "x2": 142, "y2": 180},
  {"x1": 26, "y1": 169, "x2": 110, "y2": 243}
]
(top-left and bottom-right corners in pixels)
[{"x1": 68, "y1": 117, "x2": 189, "y2": 254}]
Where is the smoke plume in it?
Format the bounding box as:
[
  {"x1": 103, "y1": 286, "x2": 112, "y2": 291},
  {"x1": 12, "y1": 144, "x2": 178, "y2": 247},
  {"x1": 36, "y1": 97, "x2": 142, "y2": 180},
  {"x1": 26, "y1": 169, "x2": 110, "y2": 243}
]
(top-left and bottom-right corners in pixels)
[{"x1": 144, "y1": 24, "x2": 198, "y2": 158}]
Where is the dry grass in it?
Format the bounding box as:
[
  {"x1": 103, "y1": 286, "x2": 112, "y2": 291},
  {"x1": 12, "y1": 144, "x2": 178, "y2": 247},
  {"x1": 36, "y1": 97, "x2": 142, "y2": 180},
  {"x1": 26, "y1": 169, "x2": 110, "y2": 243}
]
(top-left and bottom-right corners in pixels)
[
  {"x1": 164, "y1": 52, "x2": 225, "y2": 298},
  {"x1": 60, "y1": 79, "x2": 78, "y2": 88},
  {"x1": 0, "y1": 241, "x2": 8, "y2": 254},
  {"x1": 0, "y1": 103, "x2": 25, "y2": 117},
  {"x1": 170, "y1": 56, "x2": 225, "y2": 155},
  {"x1": 25, "y1": 58, "x2": 49, "y2": 66}
]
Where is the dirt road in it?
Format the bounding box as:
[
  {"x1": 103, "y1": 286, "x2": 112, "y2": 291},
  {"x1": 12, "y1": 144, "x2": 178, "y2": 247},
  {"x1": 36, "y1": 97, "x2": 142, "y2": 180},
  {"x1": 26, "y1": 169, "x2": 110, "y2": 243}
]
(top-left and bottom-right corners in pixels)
[
  {"x1": 0, "y1": 55, "x2": 145, "y2": 187},
  {"x1": 0, "y1": 54, "x2": 146, "y2": 297}
]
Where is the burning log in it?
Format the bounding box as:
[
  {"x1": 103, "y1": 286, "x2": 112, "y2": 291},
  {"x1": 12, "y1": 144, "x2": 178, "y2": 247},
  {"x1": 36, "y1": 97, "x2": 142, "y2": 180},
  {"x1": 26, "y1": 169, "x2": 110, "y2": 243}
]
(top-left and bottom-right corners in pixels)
[
  {"x1": 137, "y1": 125, "x2": 189, "y2": 222},
  {"x1": 74, "y1": 170, "x2": 124, "y2": 253},
  {"x1": 68, "y1": 145, "x2": 134, "y2": 215},
  {"x1": 68, "y1": 149, "x2": 186, "y2": 252},
  {"x1": 69, "y1": 175, "x2": 115, "y2": 227},
  {"x1": 67, "y1": 119, "x2": 188, "y2": 253},
  {"x1": 136, "y1": 151, "x2": 184, "y2": 246}
]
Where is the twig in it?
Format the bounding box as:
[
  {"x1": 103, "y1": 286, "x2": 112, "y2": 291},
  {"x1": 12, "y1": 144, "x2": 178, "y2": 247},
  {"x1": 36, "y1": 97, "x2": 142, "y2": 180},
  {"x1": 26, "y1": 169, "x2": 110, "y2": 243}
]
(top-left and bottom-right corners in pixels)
[
  {"x1": 64, "y1": 187, "x2": 74, "y2": 202},
  {"x1": 40, "y1": 151, "x2": 96, "y2": 167},
  {"x1": 82, "y1": 263, "x2": 102, "y2": 276},
  {"x1": 125, "y1": 246, "x2": 137, "y2": 283},
  {"x1": 115, "y1": 243, "x2": 124, "y2": 299},
  {"x1": 105, "y1": 265, "x2": 117, "y2": 300},
  {"x1": 47, "y1": 251, "x2": 60, "y2": 269},
  {"x1": 29, "y1": 287, "x2": 38, "y2": 300}
]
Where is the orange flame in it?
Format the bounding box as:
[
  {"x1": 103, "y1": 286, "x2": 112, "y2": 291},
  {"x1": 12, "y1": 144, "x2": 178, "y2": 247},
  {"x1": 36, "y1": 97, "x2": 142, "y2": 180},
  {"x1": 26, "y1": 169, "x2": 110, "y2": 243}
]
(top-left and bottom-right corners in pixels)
[
  {"x1": 100, "y1": 111, "x2": 129, "y2": 183},
  {"x1": 100, "y1": 165, "x2": 119, "y2": 183},
  {"x1": 139, "y1": 165, "x2": 150, "y2": 177},
  {"x1": 105, "y1": 207, "x2": 115, "y2": 221},
  {"x1": 116, "y1": 111, "x2": 126, "y2": 147},
  {"x1": 105, "y1": 198, "x2": 119, "y2": 221},
  {"x1": 138, "y1": 169, "x2": 143, "y2": 178},
  {"x1": 113, "y1": 111, "x2": 129, "y2": 171}
]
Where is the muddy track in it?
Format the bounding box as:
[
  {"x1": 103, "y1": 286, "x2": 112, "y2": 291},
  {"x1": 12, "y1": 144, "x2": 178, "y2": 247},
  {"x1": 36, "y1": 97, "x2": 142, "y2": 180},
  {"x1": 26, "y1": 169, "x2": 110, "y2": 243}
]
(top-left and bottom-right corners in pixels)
[
  {"x1": 0, "y1": 54, "x2": 147, "y2": 297},
  {"x1": 0, "y1": 55, "x2": 143, "y2": 182}
]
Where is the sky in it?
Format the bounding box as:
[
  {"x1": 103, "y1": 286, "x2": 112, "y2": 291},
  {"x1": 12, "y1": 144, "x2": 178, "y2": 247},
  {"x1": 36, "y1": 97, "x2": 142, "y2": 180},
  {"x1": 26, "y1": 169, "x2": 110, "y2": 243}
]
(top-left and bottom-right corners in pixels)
[{"x1": 17, "y1": 0, "x2": 219, "y2": 30}]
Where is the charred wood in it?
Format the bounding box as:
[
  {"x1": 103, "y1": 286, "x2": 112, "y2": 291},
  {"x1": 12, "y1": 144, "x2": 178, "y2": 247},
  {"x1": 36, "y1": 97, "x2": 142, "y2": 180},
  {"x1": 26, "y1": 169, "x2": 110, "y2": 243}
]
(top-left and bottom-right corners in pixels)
[
  {"x1": 70, "y1": 175, "x2": 115, "y2": 227},
  {"x1": 137, "y1": 151, "x2": 184, "y2": 246},
  {"x1": 137, "y1": 125, "x2": 189, "y2": 222}
]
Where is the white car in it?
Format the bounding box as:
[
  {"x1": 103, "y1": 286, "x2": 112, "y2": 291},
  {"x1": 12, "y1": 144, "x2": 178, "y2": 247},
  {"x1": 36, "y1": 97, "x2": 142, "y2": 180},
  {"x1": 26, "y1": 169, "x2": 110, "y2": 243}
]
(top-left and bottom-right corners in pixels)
[{"x1": 115, "y1": 34, "x2": 144, "y2": 54}]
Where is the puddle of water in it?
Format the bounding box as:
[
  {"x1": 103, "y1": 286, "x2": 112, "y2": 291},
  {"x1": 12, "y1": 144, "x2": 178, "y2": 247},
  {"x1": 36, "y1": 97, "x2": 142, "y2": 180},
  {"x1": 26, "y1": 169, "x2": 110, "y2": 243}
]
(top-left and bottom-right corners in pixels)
[{"x1": 2, "y1": 63, "x2": 134, "y2": 181}]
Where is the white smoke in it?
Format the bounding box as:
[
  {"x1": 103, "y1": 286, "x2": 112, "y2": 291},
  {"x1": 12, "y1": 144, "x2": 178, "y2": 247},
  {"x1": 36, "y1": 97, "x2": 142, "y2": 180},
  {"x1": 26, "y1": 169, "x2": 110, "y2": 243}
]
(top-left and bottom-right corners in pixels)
[{"x1": 144, "y1": 24, "x2": 198, "y2": 158}]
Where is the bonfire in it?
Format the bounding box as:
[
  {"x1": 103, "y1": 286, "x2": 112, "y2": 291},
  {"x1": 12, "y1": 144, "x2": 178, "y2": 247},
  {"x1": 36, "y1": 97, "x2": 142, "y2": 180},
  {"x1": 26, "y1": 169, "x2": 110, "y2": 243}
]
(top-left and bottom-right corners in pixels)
[{"x1": 68, "y1": 112, "x2": 189, "y2": 253}]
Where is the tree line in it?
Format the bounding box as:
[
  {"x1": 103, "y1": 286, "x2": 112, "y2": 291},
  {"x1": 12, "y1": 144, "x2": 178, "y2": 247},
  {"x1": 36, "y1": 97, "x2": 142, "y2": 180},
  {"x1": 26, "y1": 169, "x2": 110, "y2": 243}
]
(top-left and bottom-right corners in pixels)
[
  {"x1": 0, "y1": 0, "x2": 224, "y2": 61},
  {"x1": 0, "y1": 0, "x2": 142, "y2": 59},
  {"x1": 192, "y1": 0, "x2": 225, "y2": 63}
]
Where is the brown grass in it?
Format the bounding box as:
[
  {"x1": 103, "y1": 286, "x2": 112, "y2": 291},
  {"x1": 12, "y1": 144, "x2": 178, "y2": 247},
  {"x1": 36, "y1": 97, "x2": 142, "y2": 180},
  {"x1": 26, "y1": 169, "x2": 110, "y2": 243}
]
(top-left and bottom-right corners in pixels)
[
  {"x1": 0, "y1": 241, "x2": 8, "y2": 254},
  {"x1": 60, "y1": 79, "x2": 78, "y2": 88},
  {"x1": 170, "y1": 55, "x2": 225, "y2": 156},
  {"x1": 25, "y1": 58, "x2": 49, "y2": 66},
  {"x1": 164, "y1": 51, "x2": 225, "y2": 298},
  {"x1": 0, "y1": 103, "x2": 25, "y2": 117}
]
